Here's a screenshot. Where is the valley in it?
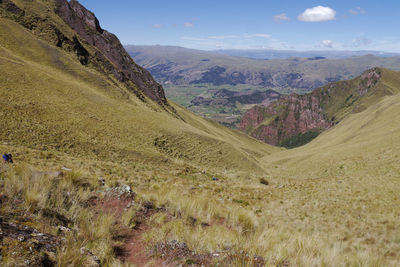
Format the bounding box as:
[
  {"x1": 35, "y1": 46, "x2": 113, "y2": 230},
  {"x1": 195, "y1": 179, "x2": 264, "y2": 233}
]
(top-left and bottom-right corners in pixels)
[{"x1": 0, "y1": 0, "x2": 399, "y2": 266}]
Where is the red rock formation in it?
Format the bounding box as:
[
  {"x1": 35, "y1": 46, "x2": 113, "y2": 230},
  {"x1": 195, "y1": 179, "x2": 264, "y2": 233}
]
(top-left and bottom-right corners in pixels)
[
  {"x1": 240, "y1": 68, "x2": 382, "y2": 146},
  {"x1": 242, "y1": 94, "x2": 333, "y2": 145}
]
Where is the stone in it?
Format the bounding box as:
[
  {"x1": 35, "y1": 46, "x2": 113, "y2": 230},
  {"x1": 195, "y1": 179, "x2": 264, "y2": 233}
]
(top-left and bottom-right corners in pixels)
[
  {"x1": 98, "y1": 177, "x2": 105, "y2": 186},
  {"x1": 57, "y1": 226, "x2": 71, "y2": 234}
]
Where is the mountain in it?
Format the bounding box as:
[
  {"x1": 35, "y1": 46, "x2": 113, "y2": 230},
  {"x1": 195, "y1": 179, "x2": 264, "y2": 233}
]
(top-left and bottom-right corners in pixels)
[
  {"x1": 125, "y1": 45, "x2": 400, "y2": 93},
  {"x1": 1, "y1": 1, "x2": 400, "y2": 266},
  {"x1": 215, "y1": 49, "x2": 400, "y2": 59},
  {"x1": 240, "y1": 67, "x2": 400, "y2": 147}
]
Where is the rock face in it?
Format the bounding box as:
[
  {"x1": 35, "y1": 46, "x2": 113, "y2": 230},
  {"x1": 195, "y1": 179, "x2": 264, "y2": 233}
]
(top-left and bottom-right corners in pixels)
[
  {"x1": 54, "y1": 0, "x2": 166, "y2": 104},
  {"x1": 241, "y1": 94, "x2": 333, "y2": 145},
  {"x1": 240, "y1": 68, "x2": 383, "y2": 146}
]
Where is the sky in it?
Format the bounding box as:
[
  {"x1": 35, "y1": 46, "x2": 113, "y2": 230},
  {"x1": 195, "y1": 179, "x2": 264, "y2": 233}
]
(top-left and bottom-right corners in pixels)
[{"x1": 78, "y1": 0, "x2": 400, "y2": 52}]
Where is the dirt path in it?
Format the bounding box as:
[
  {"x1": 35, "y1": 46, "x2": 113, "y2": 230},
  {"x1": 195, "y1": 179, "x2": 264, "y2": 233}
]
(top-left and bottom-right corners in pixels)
[
  {"x1": 97, "y1": 193, "x2": 172, "y2": 267},
  {"x1": 121, "y1": 221, "x2": 172, "y2": 267}
]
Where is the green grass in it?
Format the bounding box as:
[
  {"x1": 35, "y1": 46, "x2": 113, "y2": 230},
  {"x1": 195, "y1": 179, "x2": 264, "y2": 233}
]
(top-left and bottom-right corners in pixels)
[{"x1": 279, "y1": 131, "x2": 320, "y2": 148}]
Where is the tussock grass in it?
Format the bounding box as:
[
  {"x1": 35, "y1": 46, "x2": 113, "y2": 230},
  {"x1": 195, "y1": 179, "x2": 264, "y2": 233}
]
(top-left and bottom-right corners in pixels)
[
  {"x1": 121, "y1": 207, "x2": 138, "y2": 229},
  {"x1": 0, "y1": 163, "x2": 124, "y2": 266}
]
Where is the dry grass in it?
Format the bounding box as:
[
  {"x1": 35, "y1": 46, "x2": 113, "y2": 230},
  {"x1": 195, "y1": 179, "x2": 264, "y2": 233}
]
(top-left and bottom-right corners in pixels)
[{"x1": 0, "y1": 163, "x2": 124, "y2": 266}]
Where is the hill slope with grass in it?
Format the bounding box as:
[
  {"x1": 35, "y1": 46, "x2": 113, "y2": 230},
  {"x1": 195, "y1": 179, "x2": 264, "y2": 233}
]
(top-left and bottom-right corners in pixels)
[
  {"x1": 0, "y1": 1, "x2": 276, "y2": 265},
  {"x1": 0, "y1": 0, "x2": 274, "y2": 175},
  {"x1": 1, "y1": 1, "x2": 400, "y2": 266}
]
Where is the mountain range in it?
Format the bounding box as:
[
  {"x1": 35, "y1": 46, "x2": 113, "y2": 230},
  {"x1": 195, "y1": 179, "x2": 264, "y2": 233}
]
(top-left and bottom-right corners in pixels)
[
  {"x1": 215, "y1": 49, "x2": 399, "y2": 59},
  {"x1": 125, "y1": 45, "x2": 400, "y2": 93}
]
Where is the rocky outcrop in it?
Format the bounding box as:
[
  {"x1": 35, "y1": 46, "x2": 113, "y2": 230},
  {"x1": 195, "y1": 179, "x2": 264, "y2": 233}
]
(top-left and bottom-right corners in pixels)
[
  {"x1": 241, "y1": 93, "x2": 333, "y2": 145},
  {"x1": 240, "y1": 68, "x2": 383, "y2": 146},
  {"x1": 54, "y1": 0, "x2": 167, "y2": 104},
  {"x1": 0, "y1": 216, "x2": 60, "y2": 266}
]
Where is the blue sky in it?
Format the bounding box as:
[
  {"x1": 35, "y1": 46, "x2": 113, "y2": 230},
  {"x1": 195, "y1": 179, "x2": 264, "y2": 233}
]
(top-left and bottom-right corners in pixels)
[{"x1": 78, "y1": 0, "x2": 400, "y2": 52}]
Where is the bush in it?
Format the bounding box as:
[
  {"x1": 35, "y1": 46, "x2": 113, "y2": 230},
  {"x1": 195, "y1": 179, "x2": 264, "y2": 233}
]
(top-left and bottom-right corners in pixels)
[{"x1": 279, "y1": 131, "x2": 320, "y2": 149}]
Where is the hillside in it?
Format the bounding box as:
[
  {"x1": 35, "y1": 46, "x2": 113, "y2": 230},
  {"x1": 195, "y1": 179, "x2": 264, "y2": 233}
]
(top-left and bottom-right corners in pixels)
[
  {"x1": 240, "y1": 67, "x2": 400, "y2": 147},
  {"x1": 0, "y1": 0, "x2": 273, "y2": 171},
  {"x1": 0, "y1": 1, "x2": 276, "y2": 265},
  {"x1": 1, "y1": 1, "x2": 400, "y2": 266}
]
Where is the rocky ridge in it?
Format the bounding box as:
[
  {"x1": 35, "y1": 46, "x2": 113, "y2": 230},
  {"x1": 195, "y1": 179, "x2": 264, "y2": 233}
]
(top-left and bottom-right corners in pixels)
[{"x1": 1, "y1": 0, "x2": 168, "y2": 106}]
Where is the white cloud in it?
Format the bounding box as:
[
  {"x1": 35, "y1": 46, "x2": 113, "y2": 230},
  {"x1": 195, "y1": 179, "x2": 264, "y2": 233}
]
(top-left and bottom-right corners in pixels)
[
  {"x1": 319, "y1": 39, "x2": 334, "y2": 48},
  {"x1": 352, "y1": 37, "x2": 372, "y2": 47},
  {"x1": 207, "y1": 35, "x2": 239, "y2": 40},
  {"x1": 181, "y1": 37, "x2": 206, "y2": 41},
  {"x1": 274, "y1": 13, "x2": 290, "y2": 23},
  {"x1": 245, "y1": 33, "x2": 272, "y2": 38},
  {"x1": 184, "y1": 22, "x2": 193, "y2": 27},
  {"x1": 349, "y1": 7, "x2": 366, "y2": 15},
  {"x1": 152, "y1": 24, "x2": 162, "y2": 28},
  {"x1": 298, "y1": 6, "x2": 336, "y2": 22}
]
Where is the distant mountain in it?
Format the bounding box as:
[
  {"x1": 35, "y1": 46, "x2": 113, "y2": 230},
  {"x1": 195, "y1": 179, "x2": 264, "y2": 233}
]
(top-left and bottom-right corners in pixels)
[
  {"x1": 215, "y1": 49, "x2": 400, "y2": 59},
  {"x1": 125, "y1": 45, "x2": 400, "y2": 93},
  {"x1": 240, "y1": 67, "x2": 400, "y2": 147}
]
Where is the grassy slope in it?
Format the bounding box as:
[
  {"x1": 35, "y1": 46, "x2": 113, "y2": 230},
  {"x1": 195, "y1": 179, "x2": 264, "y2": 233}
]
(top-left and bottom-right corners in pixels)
[{"x1": 258, "y1": 87, "x2": 400, "y2": 265}]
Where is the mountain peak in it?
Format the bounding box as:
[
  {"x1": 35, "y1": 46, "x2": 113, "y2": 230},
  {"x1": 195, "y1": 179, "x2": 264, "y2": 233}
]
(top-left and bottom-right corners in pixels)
[{"x1": 68, "y1": 0, "x2": 104, "y2": 34}]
